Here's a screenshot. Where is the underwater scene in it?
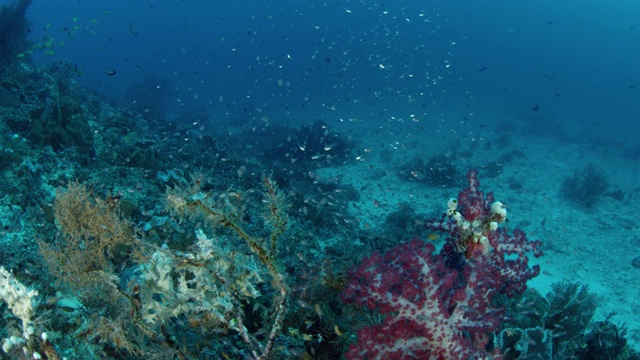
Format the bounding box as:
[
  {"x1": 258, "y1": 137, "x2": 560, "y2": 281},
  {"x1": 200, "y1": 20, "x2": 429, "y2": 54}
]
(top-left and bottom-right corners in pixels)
[{"x1": 1, "y1": 0, "x2": 640, "y2": 359}]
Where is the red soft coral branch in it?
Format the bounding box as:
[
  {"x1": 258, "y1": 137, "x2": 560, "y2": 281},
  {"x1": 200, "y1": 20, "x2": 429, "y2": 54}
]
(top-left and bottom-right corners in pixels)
[
  {"x1": 341, "y1": 170, "x2": 542, "y2": 359},
  {"x1": 342, "y1": 240, "x2": 493, "y2": 359},
  {"x1": 458, "y1": 169, "x2": 495, "y2": 222}
]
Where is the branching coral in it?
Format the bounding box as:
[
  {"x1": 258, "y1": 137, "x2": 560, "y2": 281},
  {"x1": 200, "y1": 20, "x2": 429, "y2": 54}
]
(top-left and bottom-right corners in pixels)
[{"x1": 164, "y1": 176, "x2": 289, "y2": 360}]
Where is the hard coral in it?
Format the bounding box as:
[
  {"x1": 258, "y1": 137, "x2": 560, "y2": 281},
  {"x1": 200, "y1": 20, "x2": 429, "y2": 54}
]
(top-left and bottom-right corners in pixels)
[{"x1": 341, "y1": 170, "x2": 542, "y2": 359}]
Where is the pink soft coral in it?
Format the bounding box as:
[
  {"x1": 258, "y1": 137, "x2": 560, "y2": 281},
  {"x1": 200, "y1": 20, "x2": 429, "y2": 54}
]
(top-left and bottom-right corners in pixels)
[{"x1": 341, "y1": 170, "x2": 541, "y2": 359}]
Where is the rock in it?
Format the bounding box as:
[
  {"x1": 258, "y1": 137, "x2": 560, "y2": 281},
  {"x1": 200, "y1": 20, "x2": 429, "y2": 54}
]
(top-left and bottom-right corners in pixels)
[{"x1": 0, "y1": 86, "x2": 19, "y2": 108}]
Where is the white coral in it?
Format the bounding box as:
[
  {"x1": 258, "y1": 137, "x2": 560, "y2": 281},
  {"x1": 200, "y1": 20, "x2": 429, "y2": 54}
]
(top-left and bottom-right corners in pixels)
[
  {"x1": 137, "y1": 230, "x2": 263, "y2": 327},
  {"x1": 0, "y1": 266, "x2": 39, "y2": 348}
]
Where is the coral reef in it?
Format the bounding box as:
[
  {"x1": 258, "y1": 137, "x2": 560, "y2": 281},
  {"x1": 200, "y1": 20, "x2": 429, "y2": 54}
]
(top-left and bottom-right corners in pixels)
[
  {"x1": 1, "y1": 39, "x2": 639, "y2": 359},
  {"x1": 1, "y1": 62, "x2": 95, "y2": 163}
]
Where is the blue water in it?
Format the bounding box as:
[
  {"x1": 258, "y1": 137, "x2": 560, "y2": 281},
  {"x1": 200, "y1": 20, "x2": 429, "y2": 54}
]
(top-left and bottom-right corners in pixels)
[
  {"x1": 23, "y1": 0, "x2": 640, "y2": 143},
  {"x1": 2, "y1": 0, "x2": 640, "y2": 358}
]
